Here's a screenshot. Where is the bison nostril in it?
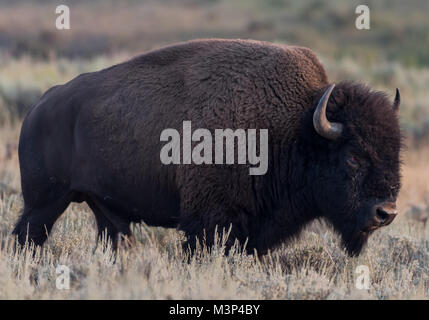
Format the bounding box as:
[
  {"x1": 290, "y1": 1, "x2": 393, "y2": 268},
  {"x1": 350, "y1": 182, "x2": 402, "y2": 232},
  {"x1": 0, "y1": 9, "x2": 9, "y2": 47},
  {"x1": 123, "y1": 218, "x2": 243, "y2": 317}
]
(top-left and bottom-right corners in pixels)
[
  {"x1": 374, "y1": 204, "x2": 397, "y2": 227},
  {"x1": 376, "y1": 208, "x2": 389, "y2": 223}
]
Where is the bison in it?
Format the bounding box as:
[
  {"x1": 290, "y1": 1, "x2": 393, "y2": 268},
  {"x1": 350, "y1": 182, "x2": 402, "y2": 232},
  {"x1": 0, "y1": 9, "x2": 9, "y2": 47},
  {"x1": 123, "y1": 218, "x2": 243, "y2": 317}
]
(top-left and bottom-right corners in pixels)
[{"x1": 13, "y1": 39, "x2": 402, "y2": 256}]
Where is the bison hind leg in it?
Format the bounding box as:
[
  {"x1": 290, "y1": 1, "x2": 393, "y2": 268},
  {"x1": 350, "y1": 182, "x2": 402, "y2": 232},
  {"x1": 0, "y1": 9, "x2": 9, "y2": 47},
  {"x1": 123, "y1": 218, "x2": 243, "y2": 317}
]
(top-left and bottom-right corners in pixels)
[
  {"x1": 86, "y1": 197, "x2": 133, "y2": 251},
  {"x1": 12, "y1": 193, "x2": 72, "y2": 247}
]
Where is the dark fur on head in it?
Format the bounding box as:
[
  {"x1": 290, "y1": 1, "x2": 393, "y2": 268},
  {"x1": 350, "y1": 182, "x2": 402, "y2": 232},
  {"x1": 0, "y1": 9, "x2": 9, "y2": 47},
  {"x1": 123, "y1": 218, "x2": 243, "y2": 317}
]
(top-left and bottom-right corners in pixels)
[{"x1": 292, "y1": 81, "x2": 403, "y2": 255}]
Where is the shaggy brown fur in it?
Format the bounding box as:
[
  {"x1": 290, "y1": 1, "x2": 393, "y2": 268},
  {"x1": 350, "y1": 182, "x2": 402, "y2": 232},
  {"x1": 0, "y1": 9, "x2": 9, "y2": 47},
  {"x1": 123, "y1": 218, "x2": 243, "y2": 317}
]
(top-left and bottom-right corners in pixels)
[{"x1": 13, "y1": 39, "x2": 401, "y2": 256}]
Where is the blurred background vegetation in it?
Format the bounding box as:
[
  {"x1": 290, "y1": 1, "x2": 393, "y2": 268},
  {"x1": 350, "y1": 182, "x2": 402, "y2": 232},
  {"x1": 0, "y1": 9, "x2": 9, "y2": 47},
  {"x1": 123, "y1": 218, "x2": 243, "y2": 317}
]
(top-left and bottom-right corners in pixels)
[{"x1": 0, "y1": 0, "x2": 428, "y2": 143}]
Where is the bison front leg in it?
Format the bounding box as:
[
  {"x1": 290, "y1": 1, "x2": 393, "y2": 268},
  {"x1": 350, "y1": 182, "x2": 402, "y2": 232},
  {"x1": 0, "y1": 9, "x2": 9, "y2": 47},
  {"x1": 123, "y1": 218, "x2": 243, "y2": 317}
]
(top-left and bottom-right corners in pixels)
[
  {"x1": 177, "y1": 165, "x2": 256, "y2": 255},
  {"x1": 179, "y1": 214, "x2": 249, "y2": 255}
]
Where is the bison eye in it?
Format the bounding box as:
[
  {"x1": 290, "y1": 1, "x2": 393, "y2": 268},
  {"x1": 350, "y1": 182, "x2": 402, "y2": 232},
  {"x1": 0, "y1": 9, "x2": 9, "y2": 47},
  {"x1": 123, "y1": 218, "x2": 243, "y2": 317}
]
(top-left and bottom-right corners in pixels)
[{"x1": 347, "y1": 156, "x2": 359, "y2": 169}]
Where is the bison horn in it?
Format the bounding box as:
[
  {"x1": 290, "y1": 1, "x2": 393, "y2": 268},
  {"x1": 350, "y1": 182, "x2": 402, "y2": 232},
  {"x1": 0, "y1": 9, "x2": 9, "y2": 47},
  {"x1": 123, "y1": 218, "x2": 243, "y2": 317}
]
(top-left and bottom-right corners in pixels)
[
  {"x1": 313, "y1": 84, "x2": 343, "y2": 140},
  {"x1": 393, "y1": 88, "x2": 400, "y2": 111}
]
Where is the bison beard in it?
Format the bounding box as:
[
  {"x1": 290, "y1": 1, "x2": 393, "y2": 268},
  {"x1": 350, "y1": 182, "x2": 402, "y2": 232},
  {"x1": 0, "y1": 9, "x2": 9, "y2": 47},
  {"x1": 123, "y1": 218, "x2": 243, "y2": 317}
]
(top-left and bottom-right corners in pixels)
[
  {"x1": 12, "y1": 39, "x2": 402, "y2": 256},
  {"x1": 336, "y1": 220, "x2": 371, "y2": 256},
  {"x1": 345, "y1": 231, "x2": 371, "y2": 256}
]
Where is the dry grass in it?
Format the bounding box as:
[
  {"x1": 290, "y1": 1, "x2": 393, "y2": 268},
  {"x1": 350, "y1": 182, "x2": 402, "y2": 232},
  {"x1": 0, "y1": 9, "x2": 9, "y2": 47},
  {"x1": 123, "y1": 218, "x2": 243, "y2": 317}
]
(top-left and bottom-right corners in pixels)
[
  {"x1": 0, "y1": 125, "x2": 427, "y2": 300},
  {"x1": 0, "y1": 0, "x2": 427, "y2": 301}
]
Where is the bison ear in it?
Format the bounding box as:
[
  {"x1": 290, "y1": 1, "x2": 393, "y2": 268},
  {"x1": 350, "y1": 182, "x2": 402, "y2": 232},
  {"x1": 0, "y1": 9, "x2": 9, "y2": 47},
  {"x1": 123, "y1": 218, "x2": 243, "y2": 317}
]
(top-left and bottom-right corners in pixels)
[
  {"x1": 313, "y1": 84, "x2": 343, "y2": 140},
  {"x1": 393, "y1": 88, "x2": 400, "y2": 112}
]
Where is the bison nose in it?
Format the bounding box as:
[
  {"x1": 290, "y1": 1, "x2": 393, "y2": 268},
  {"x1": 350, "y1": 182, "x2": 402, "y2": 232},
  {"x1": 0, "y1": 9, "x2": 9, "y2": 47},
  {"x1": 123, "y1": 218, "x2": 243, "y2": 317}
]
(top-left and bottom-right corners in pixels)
[{"x1": 373, "y1": 202, "x2": 397, "y2": 227}]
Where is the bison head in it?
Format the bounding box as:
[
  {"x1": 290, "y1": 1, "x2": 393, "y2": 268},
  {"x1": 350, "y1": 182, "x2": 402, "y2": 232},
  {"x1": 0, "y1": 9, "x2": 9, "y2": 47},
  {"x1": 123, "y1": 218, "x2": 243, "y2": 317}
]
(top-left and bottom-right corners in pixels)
[{"x1": 305, "y1": 82, "x2": 402, "y2": 256}]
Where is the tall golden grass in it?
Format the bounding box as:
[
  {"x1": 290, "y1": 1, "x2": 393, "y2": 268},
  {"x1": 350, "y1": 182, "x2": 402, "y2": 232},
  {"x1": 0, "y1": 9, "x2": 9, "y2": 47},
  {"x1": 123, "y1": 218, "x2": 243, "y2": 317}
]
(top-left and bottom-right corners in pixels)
[{"x1": 0, "y1": 124, "x2": 427, "y2": 299}]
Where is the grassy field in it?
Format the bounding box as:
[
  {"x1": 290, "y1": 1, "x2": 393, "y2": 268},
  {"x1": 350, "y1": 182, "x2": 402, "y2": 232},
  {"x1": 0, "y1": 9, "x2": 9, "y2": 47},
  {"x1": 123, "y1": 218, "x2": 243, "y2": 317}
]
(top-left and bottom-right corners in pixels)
[
  {"x1": 0, "y1": 129, "x2": 428, "y2": 299},
  {"x1": 0, "y1": 59, "x2": 428, "y2": 298},
  {"x1": 0, "y1": 0, "x2": 428, "y2": 299}
]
